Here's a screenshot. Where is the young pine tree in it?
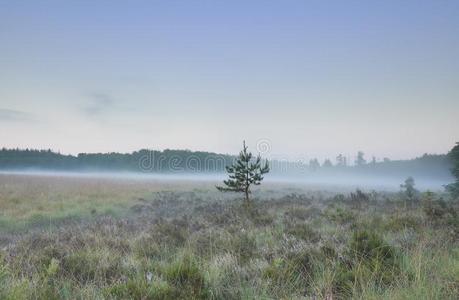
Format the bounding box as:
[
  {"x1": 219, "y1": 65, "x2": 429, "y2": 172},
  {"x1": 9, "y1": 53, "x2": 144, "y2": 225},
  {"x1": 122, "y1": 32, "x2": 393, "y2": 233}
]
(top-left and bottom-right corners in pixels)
[{"x1": 217, "y1": 141, "x2": 269, "y2": 204}]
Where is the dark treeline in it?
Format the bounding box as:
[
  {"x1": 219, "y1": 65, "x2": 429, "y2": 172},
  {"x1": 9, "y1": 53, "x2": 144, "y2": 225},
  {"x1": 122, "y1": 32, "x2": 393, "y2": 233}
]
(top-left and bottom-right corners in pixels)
[
  {"x1": 0, "y1": 148, "x2": 453, "y2": 182},
  {"x1": 0, "y1": 148, "x2": 233, "y2": 172}
]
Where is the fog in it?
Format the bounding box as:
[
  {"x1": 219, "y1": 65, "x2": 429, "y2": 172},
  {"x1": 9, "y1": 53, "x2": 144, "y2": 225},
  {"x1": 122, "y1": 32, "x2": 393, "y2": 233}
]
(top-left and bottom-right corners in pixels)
[{"x1": 0, "y1": 169, "x2": 450, "y2": 192}]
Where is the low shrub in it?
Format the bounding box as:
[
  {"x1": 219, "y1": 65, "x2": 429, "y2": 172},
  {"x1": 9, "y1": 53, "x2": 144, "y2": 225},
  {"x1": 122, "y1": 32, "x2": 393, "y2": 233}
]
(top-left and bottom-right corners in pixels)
[
  {"x1": 163, "y1": 253, "x2": 209, "y2": 299},
  {"x1": 230, "y1": 232, "x2": 257, "y2": 263},
  {"x1": 348, "y1": 230, "x2": 399, "y2": 285},
  {"x1": 151, "y1": 220, "x2": 189, "y2": 247},
  {"x1": 59, "y1": 250, "x2": 123, "y2": 284},
  {"x1": 285, "y1": 224, "x2": 321, "y2": 243},
  {"x1": 385, "y1": 214, "x2": 422, "y2": 232},
  {"x1": 325, "y1": 207, "x2": 356, "y2": 225},
  {"x1": 284, "y1": 206, "x2": 321, "y2": 221}
]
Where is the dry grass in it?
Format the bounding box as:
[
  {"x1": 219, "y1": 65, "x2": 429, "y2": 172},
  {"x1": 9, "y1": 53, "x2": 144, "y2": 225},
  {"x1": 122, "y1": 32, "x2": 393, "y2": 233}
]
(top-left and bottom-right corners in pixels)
[{"x1": 0, "y1": 174, "x2": 457, "y2": 299}]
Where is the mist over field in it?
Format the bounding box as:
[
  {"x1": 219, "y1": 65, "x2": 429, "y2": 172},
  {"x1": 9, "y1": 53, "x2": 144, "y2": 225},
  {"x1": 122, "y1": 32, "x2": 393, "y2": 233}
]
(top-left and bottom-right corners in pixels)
[
  {"x1": 0, "y1": 168, "x2": 451, "y2": 192},
  {"x1": 1, "y1": 1, "x2": 458, "y2": 299}
]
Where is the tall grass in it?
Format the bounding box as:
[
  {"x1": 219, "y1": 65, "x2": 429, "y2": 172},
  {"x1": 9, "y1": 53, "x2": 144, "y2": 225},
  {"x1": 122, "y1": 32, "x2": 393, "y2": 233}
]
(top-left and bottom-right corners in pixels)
[{"x1": 0, "y1": 175, "x2": 457, "y2": 299}]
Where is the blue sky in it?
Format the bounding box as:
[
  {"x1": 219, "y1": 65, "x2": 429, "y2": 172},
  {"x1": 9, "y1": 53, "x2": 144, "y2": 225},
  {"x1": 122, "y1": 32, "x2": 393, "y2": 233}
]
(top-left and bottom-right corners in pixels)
[{"x1": 1, "y1": 0, "x2": 458, "y2": 161}]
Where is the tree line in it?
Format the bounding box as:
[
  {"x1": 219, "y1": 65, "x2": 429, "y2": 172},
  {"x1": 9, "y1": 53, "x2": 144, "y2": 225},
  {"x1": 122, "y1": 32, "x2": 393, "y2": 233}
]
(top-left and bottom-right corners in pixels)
[{"x1": 0, "y1": 147, "x2": 453, "y2": 178}]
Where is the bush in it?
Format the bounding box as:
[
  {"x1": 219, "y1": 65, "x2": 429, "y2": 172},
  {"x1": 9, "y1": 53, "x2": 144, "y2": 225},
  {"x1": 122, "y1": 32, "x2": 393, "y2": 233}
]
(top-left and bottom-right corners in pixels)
[
  {"x1": 423, "y1": 198, "x2": 448, "y2": 222},
  {"x1": 163, "y1": 253, "x2": 209, "y2": 299},
  {"x1": 263, "y1": 250, "x2": 319, "y2": 293},
  {"x1": 349, "y1": 189, "x2": 370, "y2": 210},
  {"x1": 348, "y1": 230, "x2": 399, "y2": 284}
]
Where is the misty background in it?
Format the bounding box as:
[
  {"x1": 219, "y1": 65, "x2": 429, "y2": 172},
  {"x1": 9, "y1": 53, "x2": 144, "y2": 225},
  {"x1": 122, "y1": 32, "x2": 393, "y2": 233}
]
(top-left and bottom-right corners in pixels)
[
  {"x1": 0, "y1": 148, "x2": 453, "y2": 191},
  {"x1": 1, "y1": 1, "x2": 458, "y2": 161}
]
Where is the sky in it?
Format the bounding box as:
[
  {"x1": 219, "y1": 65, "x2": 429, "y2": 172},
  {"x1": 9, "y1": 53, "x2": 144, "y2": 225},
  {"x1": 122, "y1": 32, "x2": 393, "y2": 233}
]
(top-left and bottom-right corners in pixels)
[{"x1": 1, "y1": 0, "x2": 458, "y2": 161}]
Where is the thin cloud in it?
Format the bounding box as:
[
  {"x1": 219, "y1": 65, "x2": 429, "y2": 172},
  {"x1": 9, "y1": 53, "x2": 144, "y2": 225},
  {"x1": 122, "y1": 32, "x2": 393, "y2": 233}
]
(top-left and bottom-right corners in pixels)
[
  {"x1": 82, "y1": 93, "x2": 116, "y2": 116},
  {"x1": 0, "y1": 109, "x2": 34, "y2": 122}
]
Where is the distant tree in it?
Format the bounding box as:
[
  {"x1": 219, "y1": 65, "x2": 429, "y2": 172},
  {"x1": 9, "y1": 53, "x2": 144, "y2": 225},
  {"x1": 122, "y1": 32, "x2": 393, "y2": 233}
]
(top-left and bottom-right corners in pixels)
[
  {"x1": 309, "y1": 158, "x2": 320, "y2": 171},
  {"x1": 446, "y1": 142, "x2": 459, "y2": 199},
  {"x1": 383, "y1": 157, "x2": 391, "y2": 163},
  {"x1": 216, "y1": 141, "x2": 269, "y2": 204},
  {"x1": 355, "y1": 151, "x2": 366, "y2": 166},
  {"x1": 336, "y1": 154, "x2": 347, "y2": 167},
  {"x1": 371, "y1": 156, "x2": 377, "y2": 166},
  {"x1": 322, "y1": 159, "x2": 333, "y2": 168},
  {"x1": 400, "y1": 176, "x2": 418, "y2": 207}
]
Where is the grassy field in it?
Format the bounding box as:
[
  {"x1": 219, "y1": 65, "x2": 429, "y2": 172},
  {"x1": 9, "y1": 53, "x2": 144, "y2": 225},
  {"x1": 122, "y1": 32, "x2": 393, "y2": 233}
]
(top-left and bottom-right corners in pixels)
[{"x1": 0, "y1": 174, "x2": 458, "y2": 299}]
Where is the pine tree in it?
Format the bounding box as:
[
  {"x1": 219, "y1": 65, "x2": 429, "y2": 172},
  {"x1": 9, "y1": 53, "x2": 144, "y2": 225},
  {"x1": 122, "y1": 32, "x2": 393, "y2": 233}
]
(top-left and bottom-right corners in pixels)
[{"x1": 217, "y1": 141, "x2": 269, "y2": 204}]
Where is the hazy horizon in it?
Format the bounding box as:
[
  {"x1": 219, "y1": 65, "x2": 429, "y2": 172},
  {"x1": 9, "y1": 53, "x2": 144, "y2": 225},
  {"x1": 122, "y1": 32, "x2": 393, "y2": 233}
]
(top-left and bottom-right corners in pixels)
[{"x1": 1, "y1": 1, "x2": 458, "y2": 160}]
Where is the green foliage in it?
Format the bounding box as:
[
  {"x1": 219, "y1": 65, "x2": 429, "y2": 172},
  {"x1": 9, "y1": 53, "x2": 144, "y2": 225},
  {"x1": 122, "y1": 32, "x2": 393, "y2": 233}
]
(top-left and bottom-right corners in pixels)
[
  {"x1": 263, "y1": 250, "x2": 318, "y2": 290},
  {"x1": 349, "y1": 231, "x2": 396, "y2": 264},
  {"x1": 446, "y1": 142, "x2": 459, "y2": 199},
  {"x1": 400, "y1": 176, "x2": 419, "y2": 206},
  {"x1": 348, "y1": 230, "x2": 399, "y2": 284},
  {"x1": 423, "y1": 192, "x2": 449, "y2": 222},
  {"x1": 163, "y1": 253, "x2": 209, "y2": 299},
  {"x1": 216, "y1": 141, "x2": 269, "y2": 203}
]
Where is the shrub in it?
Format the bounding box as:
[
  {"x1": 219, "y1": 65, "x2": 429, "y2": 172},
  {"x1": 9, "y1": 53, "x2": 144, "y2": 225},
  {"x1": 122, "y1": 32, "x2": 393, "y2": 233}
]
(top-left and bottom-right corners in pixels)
[
  {"x1": 230, "y1": 232, "x2": 257, "y2": 263},
  {"x1": 151, "y1": 220, "x2": 189, "y2": 247},
  {"x1": 163, "y1": 253, "x2": 209, "y2": 299},
  {"x1": 285, "y1": 224, "x2": 321, "y2": 243},
  {"x1": 248, "y1": 208, "x2": 274, "y2": 226},
  {"x1": 263, "y1": 250, "x2": 319, "y2": 293},
  {"x1": 349, "y1": 189, "x2": 370, "y2": 210},
  {"x1": 423, "y1": 198, "x2": 448, "y2": 222},
  {"x1": 325, "y1": 207, "x2": 356, "y2": 225},
  {"x1": 59, "y1": 250, "x2": 123, "y2": 284},
  {"x1": 348, "y1": 230, "x2": 399, "y2": 284}
]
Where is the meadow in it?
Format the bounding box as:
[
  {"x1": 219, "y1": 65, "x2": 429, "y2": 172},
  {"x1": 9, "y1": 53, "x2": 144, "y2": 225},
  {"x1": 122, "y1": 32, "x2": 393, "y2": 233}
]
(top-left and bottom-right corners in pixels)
[{"x1": 0, "y1": 173, "x2": 458, "y2": 299}]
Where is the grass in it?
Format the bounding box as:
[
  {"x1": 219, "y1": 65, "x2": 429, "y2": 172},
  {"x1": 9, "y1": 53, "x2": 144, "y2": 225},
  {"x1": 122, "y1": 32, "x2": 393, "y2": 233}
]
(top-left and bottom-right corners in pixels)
[{"x1": 0, "y1": 174, "x2": 458, "y2": 299}]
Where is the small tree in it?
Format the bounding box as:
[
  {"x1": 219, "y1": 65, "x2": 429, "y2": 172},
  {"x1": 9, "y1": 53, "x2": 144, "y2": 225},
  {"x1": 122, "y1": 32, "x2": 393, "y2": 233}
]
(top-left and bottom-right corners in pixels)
[
  {"x1": 400, "y1": 176, "x2": 418, "y2": 208},
  {"x1": 309, "y1": 158, "x2": 320, "y2": 171},
  {"x1": 446, "y1": 142, "x2": 459, "y2": 199},
  {"x1": 336, "y1": 154, "x2": 347, "y2": 167},
  {"x1": 217, "y1": 141, "x2": 269, "y2": 204},
  {"x1": 355, "y1": 151, "x2": 366, "y2": 166},
  {"x1": 322, "y1": 159, "x2": 333, "y2": 168}
]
